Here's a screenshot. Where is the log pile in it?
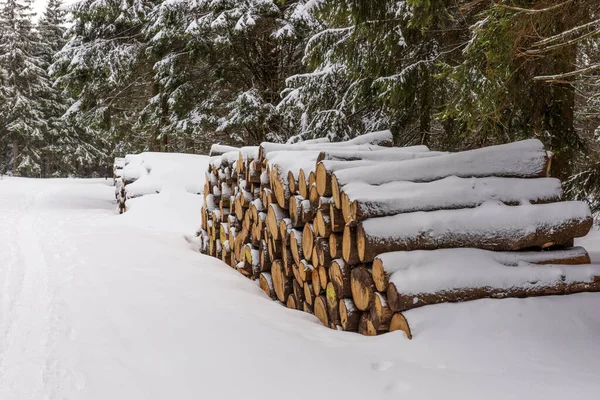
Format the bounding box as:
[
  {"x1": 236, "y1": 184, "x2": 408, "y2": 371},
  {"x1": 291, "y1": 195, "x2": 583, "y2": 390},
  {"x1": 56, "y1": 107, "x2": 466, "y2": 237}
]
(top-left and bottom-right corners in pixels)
[{"x1": 199, "y1": 135, "x2": 599, "y2": 339}]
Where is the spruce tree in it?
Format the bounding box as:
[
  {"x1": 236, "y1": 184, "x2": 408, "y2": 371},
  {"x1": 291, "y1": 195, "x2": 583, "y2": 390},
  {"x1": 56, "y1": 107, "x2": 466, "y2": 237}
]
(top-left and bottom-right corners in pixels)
[{"x1": 0, "y1": 0, "x2": 49, "y2": 176}]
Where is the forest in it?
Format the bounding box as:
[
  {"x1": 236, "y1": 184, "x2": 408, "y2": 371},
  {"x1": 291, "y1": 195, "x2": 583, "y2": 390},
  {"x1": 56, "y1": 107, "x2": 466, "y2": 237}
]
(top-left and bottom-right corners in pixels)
[{"x1": 0, "y1": 0, "x2": 599, "y2": 210}]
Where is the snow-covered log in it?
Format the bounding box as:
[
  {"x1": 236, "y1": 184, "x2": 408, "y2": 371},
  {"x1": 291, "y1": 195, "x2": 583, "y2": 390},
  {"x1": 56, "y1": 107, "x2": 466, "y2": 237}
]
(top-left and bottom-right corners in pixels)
[
  {"x1": 351, "y1": 201, "x2": 592, "y2": 263},
  {"x1": 209, "y1": 144, "x2": 239, "y2": 157},
  {"x1": 372, "y1": 247, "x2": 591, "y2": 292},
  {"x1": 315, "y1": 151, "x2": 445, "y2": 196},
  {"x1": 386, "y1": 259, "x2": 600, "y2": 312},
  {"x1": 341, "y1": 176, "x2": 563, "y2": 223},
  {"x1": 331, "y1": 139, "x2": 550, "y2": 207}
]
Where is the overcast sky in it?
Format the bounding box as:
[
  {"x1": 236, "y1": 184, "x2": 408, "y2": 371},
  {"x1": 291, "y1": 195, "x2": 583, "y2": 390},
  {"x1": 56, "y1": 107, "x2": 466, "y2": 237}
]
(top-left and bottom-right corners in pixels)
[{"x1": 33, "y1": 0, "x2": 79, "y2": 19}]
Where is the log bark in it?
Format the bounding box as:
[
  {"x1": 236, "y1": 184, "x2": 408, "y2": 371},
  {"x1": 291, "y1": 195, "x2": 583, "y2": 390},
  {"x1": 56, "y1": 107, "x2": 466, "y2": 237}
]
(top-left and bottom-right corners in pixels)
[
  {"x1": 387, "y1": 271, "x2": 600, "y2": 312},
  {"x1": 339, "y1": 298, "x2": 360, "y2": 331},
  {"x1": 301, "y1": 199, "x2": 315, "y2": 224},
  {"x1": 351, "y1": 266, "x2": 375, "y2": 311},
  {"x1": 329, "y1": 204, "x2": 345, "y2": 233},
  {"x1": 372, "y1": 246, "x2": 591, "y2": 292},
  {"x1": 341, "y1": 177, "x2": 563, "y2": 223},
  {"x1": 357, "y1": 202, "x2": 592, "y2": 263},
  {"x1": 358, "y1": 313, "x2": 379, "y2": 336},
  {"x1": 293, "y1": 278, "x2": 305, "y2": 304}
]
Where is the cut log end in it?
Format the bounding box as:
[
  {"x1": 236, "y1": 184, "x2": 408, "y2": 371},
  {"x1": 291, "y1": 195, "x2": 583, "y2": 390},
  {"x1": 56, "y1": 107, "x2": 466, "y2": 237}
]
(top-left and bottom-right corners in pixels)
[{"x1": 389, "y1": 313, "x2": 412, "y2": 340}]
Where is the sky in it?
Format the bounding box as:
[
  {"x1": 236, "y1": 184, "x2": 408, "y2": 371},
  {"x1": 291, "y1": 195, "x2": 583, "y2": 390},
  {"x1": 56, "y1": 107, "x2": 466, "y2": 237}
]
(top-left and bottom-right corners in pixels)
[{"x1": 32, "y1": 0, "x2": 79, "y2": 19}]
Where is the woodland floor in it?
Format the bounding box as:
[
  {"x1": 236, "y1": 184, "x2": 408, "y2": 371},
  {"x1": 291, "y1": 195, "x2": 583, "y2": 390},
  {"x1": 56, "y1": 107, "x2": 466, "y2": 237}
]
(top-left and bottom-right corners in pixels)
[{"x1": 0, "y1": 177, "x2": 599, "y2": 399}]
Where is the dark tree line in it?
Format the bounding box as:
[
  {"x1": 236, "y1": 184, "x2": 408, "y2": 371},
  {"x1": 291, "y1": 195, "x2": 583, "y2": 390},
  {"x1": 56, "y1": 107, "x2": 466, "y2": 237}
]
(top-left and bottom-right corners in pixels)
[{"x1": 1, "y1": 0, "x2": 600, "y2": 212}]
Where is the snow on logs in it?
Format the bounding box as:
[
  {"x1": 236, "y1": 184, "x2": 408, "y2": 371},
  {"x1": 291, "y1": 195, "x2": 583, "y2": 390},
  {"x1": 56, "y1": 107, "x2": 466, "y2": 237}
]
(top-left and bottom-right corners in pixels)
[{"x1": 199, "y1": 136, "x2": 595, "y2": 339}]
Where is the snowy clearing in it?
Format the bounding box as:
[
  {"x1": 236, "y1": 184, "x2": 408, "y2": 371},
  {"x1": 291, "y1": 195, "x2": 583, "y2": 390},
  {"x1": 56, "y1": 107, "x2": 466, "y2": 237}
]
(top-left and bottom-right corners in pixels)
[{"x1": 0, "y1": 177, "x2": 599, "y2": 399}]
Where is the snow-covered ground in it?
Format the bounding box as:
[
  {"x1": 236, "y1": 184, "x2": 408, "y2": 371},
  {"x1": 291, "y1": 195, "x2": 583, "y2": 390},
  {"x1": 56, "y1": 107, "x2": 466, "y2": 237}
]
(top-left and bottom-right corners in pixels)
[{"x1": 0, "y1": 176, "x2": 599, "y2": 399}]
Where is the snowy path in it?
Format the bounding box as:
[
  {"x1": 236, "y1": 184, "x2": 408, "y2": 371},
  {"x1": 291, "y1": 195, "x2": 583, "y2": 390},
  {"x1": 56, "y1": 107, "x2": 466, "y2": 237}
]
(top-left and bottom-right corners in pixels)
[{"x1": 0, "y1": 178, "x2": 599, "y2": 399}]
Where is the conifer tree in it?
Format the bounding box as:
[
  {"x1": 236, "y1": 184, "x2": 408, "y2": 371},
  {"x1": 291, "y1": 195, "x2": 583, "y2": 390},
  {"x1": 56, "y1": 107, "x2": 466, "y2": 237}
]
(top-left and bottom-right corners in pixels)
[{"x1": 0, "y1": 0, "x2": 50, "y2": 176}]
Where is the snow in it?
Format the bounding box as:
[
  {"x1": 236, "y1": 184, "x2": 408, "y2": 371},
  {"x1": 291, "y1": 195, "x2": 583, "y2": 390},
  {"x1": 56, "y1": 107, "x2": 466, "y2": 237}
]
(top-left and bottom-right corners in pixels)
[
  {"x1": 361, "y1": 201, "x2": 592, "y2": 243},
  {"x1": 121, "y1": 152, "x2": 208, "y2": 198},
  {"x1": 345, "y1": 176, "x2": 564, "y2": 215},
  {"x1": 334, "y1": 139, "x2": 548, "y2": 186},
  {"x1": 0, "y1": 174, "x2": 600, "y2": 399},
  {"x1": 386, "y1": 248, "x2": 600, "y2": 295}
]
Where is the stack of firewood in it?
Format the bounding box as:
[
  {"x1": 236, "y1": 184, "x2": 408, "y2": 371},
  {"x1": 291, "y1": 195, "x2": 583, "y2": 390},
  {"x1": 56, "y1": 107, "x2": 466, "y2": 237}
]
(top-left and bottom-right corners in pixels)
[{"x1": 199, "y1": 132, "x2": 600, "y2": 339}]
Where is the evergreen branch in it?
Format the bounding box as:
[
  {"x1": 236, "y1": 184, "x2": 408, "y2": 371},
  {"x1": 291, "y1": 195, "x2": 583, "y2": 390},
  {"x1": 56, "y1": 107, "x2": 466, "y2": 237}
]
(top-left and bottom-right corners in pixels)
[
  {"x1": 533, "y1": 64, "x2": 600, "y2": 81},
  {"x1": 493, "y1": 0, "x2": 574, "y2": 14},
  {"x1": 531, "y1": 19, "x2": 600, "y2": 48}
]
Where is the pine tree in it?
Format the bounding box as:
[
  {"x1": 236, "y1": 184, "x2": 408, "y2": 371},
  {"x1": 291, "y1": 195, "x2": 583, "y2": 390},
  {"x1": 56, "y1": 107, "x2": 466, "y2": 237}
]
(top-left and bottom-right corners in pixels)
[{"x1": 0, "y1": 0, "x2": 50, "y2": 176}]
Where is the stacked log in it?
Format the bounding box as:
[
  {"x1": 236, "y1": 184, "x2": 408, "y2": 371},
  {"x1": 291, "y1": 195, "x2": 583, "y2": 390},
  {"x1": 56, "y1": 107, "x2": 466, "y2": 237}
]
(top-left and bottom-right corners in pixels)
[{"x1": 199, "y1": 136, "x2": 598, "y2": 339}]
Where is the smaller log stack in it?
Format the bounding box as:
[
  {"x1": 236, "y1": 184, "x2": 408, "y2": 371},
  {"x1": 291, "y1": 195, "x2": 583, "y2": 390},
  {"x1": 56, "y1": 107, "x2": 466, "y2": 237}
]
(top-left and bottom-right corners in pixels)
[
  {"x1": 198, "y1": 134, "x2": 600, "y2": 339},
  {"x1": 113, "y1": 157, "x2": 128, "y2": 213}
]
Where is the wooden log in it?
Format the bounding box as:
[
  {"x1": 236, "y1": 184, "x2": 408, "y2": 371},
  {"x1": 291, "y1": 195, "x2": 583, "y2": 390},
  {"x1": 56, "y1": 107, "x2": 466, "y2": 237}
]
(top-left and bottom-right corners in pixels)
[
  {"x1": 267, "y1": 237, "x2": 282, "y2": 261},
  {"x1": 314, "y1": 295, "x2": 330, "y2": 327},
  {"x1": 302, "y1": 223, "x2": 315, "y2": 259},
  {"x1": 261, "y1": 188, "x2": 273, "y2": 209},
  {"x1": 331, "y1": 139, "x2": 550, "y2": 208},
  {"x1": 259, "y1": 239, "x2": 271, "y2": 272},
  {"x1": 298, "y1": 168, "x2": 309, "y2": 199},
  {"x1": 314, "y1": 237, "x2": 332, "y2": 268},
  {"x1": 266, "y1": 203, "x2": 287, "y2": 241},
  {"x1": 351, "y1": 266, "x2": 375, "y2": 311},
  {"x1": 289, "y1": 229, "x2": 304, "y2": 265},
  {"x1": 356, "y1": 202, "x2": 592, "y2": 262},
  {"x1": 258, "y1": 132, "x2": 392, "y2": 162},
  {"x1": 272, "y1": 260, "x2": 292, "y2": 303},
  {"x1": 326, "y1": 282, "x2": 341, "y2": 325},
  {"x1": 293, "y1": 278, "x2": 305, "y2": 304},
  {"x1": 389, "y1": 313, "x2": 412, "y2": 339},
  {"x1": 270, "y1": 165, "x2": 291, "y2": 209},
  {"x1": 341, "y1": 177, "x2": 563, "y2": 223},
  {"x1": 304, "y1": 282, "x2": 316, "y2": 306},
  {"x1": 303, "y1": 302, "x2": 314, "y2": 315},
  {"x1": 387, "y1": 263, "x2": 600, "y2": 312},
  {"x1": 329, "y1": 233, "x2": 343, "y2": 259},
  {"x1": 301, "y1": 199, "x2": 315, "y2": 224},
  {"x1": 259, "y1": 272, "x2": 277, "y2": 300},
  {"x1": 311, "y1": 266, "x2": 327, "y2": 295},
  {"x1": 370, "y1": 292, "x2": 392, "y2": 330},
  {"x1": 329, "y1": 259, "x2": 352, "y2": 298},
  {"x1": 339, "y1": 298, "x2": 360, "y2": 331},
  {"x1": 358, "y1": 313, "x2": 378, "y2": 336},
  {"x1": 286, "y1": 294, "x2": 298, "y2": 309},
  {"x1": 289, "y1": 195, "x2": 304, "y2": 228},
  {"x1": 315, "y1": 210, "x2": 332, "y2": 238},
  {"x1": 371, "y1": 247, "x2": 592, "y2": 292},
  {"x1": 298, "y1": 259, "x2": 314, "y2": 283},
  {"x1": 329, "y1": 204, "x2": 345, "y2": 233},
  {"x1": 342, "y1": 225, "x2": 360, "y2": 265},
  {"x1": 287, "y1": 170, "x2": 298, "y2": 195},
  {"x1": 309, "y1": 184, "x2": 320, "y2": 209}
]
